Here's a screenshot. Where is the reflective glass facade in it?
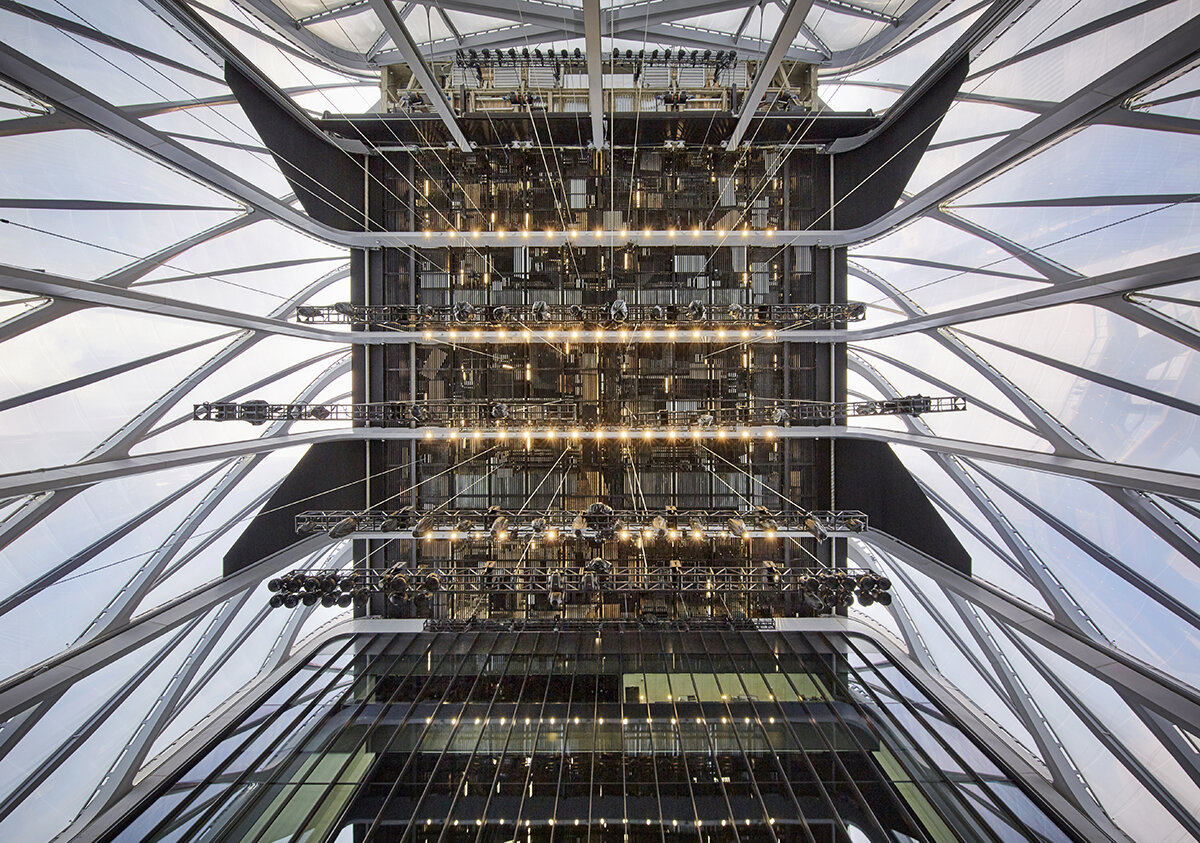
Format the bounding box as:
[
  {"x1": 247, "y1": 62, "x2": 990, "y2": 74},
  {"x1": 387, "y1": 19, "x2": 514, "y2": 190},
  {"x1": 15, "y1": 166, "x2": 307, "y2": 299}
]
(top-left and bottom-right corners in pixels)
[{"x1": 104, "y1": 627, "x2": 1081, "y2": 842}]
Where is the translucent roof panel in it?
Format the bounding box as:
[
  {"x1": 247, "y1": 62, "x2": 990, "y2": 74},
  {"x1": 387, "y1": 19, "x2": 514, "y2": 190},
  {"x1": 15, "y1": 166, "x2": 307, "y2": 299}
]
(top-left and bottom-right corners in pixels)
[{"x1": 3, "y1": 2, "x2": 1200, "y2": 842}]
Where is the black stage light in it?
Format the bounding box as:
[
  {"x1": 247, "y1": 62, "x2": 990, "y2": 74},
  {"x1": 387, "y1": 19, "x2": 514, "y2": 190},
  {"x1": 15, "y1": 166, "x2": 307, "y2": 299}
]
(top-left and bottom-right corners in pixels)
[
  {"x1": 726, "y1": 516, "x2": 747, "y2": 538},
  {"x1": 531, "y1": 300, "x2": 550, "y2": 321},
  {"x1": 328, "y1": 516, "x2": 357, "y2": 539},
  {"x1": 729, "y1": 303, "x2": 746, "y2": 320},
  {"x1": 267, "y1": 578, "x2": 283, "y2": 592},
  {"x1": 772, "y1": 407, "x2": 790, "y2": 425},
  {"x1": 412, "y1": 515, "x2": 435, "y2": 538},
  {"x1": 282, "y1": 593, "x2": 299, "y2": 608},
  {"x1": 490, "y1": 402, "x2": 509, "y2": 419},
  {"x1": 609, "y1": 298, "x2": 628, "y2": 322},
  {"x1": 269, "y1": 594, "x2": 284, "y2": 608},
  {"x1": 423, "y1": 571, "x2": 442, "y2": 592},
  {"x1": 302, "y1": 593, "x2": 319, "y2": 606},
  {"x1": 242, "y1": 399, "x2": 270, "y2": 425},
  {"x1": 688, "y1": 300, "x2": 706, "y2": 320},
  {"x1": 569, "y1": 303, "x2": 585, "y2": 321},
  {"x1": 378, "y1": 513, "x2": 401, "y2": 532},
  {"x1": 489, "y1": 515, "x2": 509, "y2": 541}
]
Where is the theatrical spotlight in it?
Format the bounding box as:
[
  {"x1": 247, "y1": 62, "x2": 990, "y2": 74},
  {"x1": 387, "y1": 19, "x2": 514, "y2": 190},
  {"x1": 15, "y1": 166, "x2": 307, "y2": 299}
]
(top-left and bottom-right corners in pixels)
[
  {"x1": 381, "y1": 570, "x2": 409, "y2": 604},
  {"x1": 802, "y1": 515, "x2": 829, "y2": 542},
  {"x1": 489, "y1": 515, "x2": 509, "y2": 542},
  {"x1": 328, "y1": 516, "x2": 357, "y2": 539},
  {"x1": 452, "y1": 301, "x2": 475, "y2": 322},
  {"x1": 687, "y1": 300, "x2": 706, "y2": 321},
  {"x1": 726, "y1": 516, "x2": 748, "y2": 539},
  {"x1": 648, "y1": 514, "x2": 668, "y2": 541},
  {"x1": 532, "y1": 300, "x2": 550, "y2": 321},
  {"x1": 412, "y1": 515, "x2": 436, "y2": 539},
  {"x1": 609, "y1": 298, "x2": 629, "y2": 322}
]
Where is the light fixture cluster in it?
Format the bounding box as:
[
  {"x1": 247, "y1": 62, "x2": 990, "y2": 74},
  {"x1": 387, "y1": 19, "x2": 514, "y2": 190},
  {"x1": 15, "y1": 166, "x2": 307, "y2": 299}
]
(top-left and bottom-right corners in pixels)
[
  {"x1": 266, "y1": 570, "x2": 367, "y2": 608},
  {"x1": 294, "y1": 301, "x2": 865, "y2": 328},
  {"x1": 264, "y1": 565, "x2": 892, "y2": 606},
  {"x1": 294, "y1": 506, "x2": 867, "y2": 543},
  {"x1": 454, "y1": 46, "x2": 738, "y2": 72},
  {"x1": 797, "y1": 570, "x2": 893, "y2": 611}
]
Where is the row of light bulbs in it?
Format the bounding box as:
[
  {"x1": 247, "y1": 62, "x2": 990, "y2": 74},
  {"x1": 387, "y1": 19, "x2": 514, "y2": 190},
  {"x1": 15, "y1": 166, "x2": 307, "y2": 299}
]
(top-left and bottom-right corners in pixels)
[
  {"x1": 420, "y1": 427, "x2": 778, "y2": 441},
  {"x1": 413, "y1": 526, "x2": 780, "y2": 542},
  {"x1": 422, "y1": 226, "x2": 775, "y2": 238},
  {"x1": 425, "y1": 818, "x2": 780, "y2": 828},
  {"x1": 428, "y1": 326, "x2": 776, "y2": 341}
]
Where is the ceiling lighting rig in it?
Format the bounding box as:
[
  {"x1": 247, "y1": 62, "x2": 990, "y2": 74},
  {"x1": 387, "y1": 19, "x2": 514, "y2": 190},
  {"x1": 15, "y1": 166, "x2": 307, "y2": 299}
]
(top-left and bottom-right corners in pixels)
[
  {"x1": 193, "y1": 395, "x2": 963, "y2": 429},
  {"x1": 294, "y1": 506, "x2": 867, "y2": 543},
  {"x1": 454, "y1": 46, "x2": 738, "y2": 74},
  {"x1": 192, "y1": 399, "x2": 578, "y2": 426},
  {"x1": 263, "y1": 564, "x2": 891, "y2": 609},
  {"x1": 295, "y1": 301, "x2": 866, "y2": 328},
  {"x1": 645, "y1": 395, "x2": 966, "y2": 427}
]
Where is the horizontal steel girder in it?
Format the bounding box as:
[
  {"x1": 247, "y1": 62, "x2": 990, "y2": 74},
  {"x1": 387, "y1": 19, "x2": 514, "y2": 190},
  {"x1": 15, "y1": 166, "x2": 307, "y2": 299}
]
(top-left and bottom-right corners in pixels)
[
  {"x1": 2, "y1": 427, "x2": 1197, "y2": 499},
  {"x1": 10, "y1": 252, "x2": 1196, "y2": 345}
]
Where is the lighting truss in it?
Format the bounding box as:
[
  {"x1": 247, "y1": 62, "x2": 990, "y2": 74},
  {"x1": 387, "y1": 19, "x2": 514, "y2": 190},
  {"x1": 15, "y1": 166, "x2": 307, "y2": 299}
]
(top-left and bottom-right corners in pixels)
[
  {"x1": 454, "y1": 46, "x2": 739, "y2": 72},
  {"x1": 293, "y1": 301, "x2": 866, "y2": 328},
  {"x1": 264, "y1": 565, "x2": 892, "y2": 605},
  {"x1": 635, "y1": 395, "x2": 966, "y2": 426},
  {"x1": 768, "y1": 395, "x2": 967, "y2": 422},
  {"x1": 294, "y1": 507, "x2": 867, "y2": 542},
  {"x1": 192, "y1": 398, "x2": 578, "y2": 426},
  {"x1": 193, "y1": 396, "x2": 962, "y2": 427}
]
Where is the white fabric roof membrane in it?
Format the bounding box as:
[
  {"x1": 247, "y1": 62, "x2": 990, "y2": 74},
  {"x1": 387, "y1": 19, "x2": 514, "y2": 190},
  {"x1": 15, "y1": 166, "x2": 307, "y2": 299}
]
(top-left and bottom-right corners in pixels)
[{"x1": 0, "y1": 0, "x2": 1199, "y2": 841}]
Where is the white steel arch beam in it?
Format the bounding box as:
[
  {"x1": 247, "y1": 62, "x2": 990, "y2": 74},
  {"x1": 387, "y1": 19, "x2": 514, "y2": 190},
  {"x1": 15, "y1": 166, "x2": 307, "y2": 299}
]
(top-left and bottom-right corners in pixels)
[
  {"x1": 0, "y1": 535, "x2": 329, "y2": 725},
  {"x1": 11, "y1": 251, "x2": 1196, "y2": 346},
  {"x1": 2, "y1": 425, "x2": 1197, "y2": 499},
  {"x1": 367, "y1": 0, "x2": 473, "y2": 151},
  {"x1": 864, "y1": 530, "x2": 1200, "y2": 734},
  {"x1": 725, "y1": 0, "x2": 817, "y2": 150}
]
